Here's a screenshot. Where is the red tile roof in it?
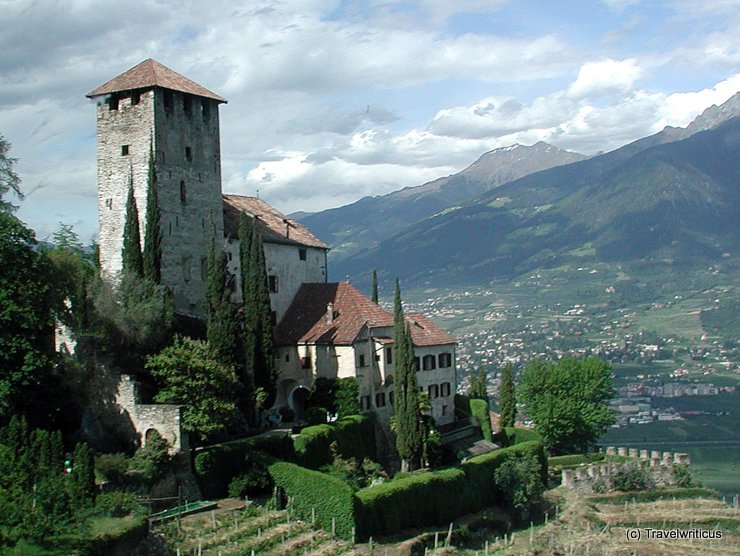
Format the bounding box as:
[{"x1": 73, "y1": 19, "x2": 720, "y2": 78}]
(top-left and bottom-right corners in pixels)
[
  {"x1": 86, "y1": 59, "x2": 226, "y2": 103},
  {"x1": 405, "y1": 312, "x2": 457, "y2": 347},
  {"x1": 223, "y1": 195, "x2": 328, "y2": 249},
  {"x1": 277, "y1": 282, "x2": 392, "y2": 346},
  {"x1": 276, "y1": 282, "x2": 456, "y2": 348}
]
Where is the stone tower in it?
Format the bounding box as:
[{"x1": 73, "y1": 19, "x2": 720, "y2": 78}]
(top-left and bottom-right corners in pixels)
[{"x1": 87, "y1": 59, "x2": 226, "y2": 316}]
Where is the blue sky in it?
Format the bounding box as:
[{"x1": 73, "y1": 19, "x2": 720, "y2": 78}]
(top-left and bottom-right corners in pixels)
[{"x1": 0, "y1": 0, "x2": 738, "y2": 243}]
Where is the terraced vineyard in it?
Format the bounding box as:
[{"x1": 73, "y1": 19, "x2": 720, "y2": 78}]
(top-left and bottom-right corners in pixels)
[{"x1": 155, "y1": 501, "x2": 353, "y2": 555}]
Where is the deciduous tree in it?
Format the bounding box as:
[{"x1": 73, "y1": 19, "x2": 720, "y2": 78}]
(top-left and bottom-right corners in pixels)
[{"x1": 519, "y1": 356, "x2": 615, "y2": 454}]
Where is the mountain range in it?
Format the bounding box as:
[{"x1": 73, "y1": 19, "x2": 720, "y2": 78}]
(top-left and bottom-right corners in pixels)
[{"x1": 309, "y1": 93, "x2": 740, "y2": 287}]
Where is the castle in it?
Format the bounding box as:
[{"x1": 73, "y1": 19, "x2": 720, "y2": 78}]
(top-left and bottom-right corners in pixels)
[{"x1": 86, "y1": 60, "x2": 457, "y2": 449}]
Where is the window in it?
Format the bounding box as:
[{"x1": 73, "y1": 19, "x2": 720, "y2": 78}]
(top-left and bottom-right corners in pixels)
[
  {"x1": 108, "y1": 96, "x2": 119, "y2": 111},
  {"x1": 385, "y1": 347, "x2": 392, "y2": 365},
  {"x1": 131, "y1": 92, "x2": 141, "y2": 105},
  {"x1": 182, "y1": 256, "x2": 192, "y2": 282},
  {"x1": 179, "y1": 180, "x2": 186, "y2": 203},
  {"x1": 375, "y1": 393, "x2": 386, "y2": 407},
  {"x1": 183, "y1": 94, "x2": 192, "y2": 114},
  {"x1": 268, "y1": 275, "x2": 278, "y2": 293},
  {"x1": 360, "y1": 395, "x2": 371, "y2": 411},
  {"x1": 422, "y1": 354, "x2": 436, "y2": 371},
  {"x1": 414, "y1": 357, "x2": 420, "y2": 371},
  {"x1": 285, "y1": 353, "x2": 290, "y2": 362},
  {"x1": 359, "y1": 354, "x2": 366, "y2": 367},
  {"x1": 105, "y1": 198, "x2": 113, "y2": 210},
  {"x1": 441, "y1": 382, "x2": 451, "y2": 397},
  {"x1": 121, "y1": 145, "x2": 129, "y2": 156},
  {"x1": 202, "y1": 99, "x2": 210, "y2": 119},
  {"x1": 438, "y1": 352, "x2": 452, "y2": 368},
  {"x1": 442, "y1": 405, "x2": 448, "y2": 416},
  {"x1": 185, "y1": 146, "x2": 192, "y2": 162},
  {"x1": 300, "y1": 356, "x2": 311, "y2": 369},
  {"x1": 428, "y1": 384, "x2": 439, "y2": 399},
  {"x1": 299, "y1": 248, "x2": 307, "y2": 261}
]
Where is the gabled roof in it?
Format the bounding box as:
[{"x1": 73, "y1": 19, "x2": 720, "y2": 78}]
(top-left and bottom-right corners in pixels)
[
  {"x1": 86, "y1": 59, "x2": 226, "y2": 103},
  {"x1": 276, "y1": 282, "x2": 456, "y2": 348},
  {"x1": 223, "y1": 195, "x2": 328, "y2": 250},
  {"x1": 276, "y1": 283, "x2": 391, "y2": 346}
]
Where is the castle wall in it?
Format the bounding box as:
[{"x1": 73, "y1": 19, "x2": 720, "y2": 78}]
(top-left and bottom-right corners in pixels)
[
  {"x1": 96, "y1": 87, "x2": 224, "y2": 317},
  {"x1": 225, "y1": 239, "x2": 327, "y2": 324}
]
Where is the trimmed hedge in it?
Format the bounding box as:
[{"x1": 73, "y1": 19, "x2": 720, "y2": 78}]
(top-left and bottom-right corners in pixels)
[
  {"x1": 194, "y1": 433, "x2": 294, "y2": 498},
  {"x1": 470, "y1": 398, "x2": 492, "y2": 441},
  {"x1": 294, "y1": 414, "x2": 376, "y2": 469},
  {"x1": 504, "y1": 426, "x2": 543, "y2": 446},
  {"x1": 549, "y1": 453, "x2": 605, "y2": 469},
  {"x1": 355, "y1": 469, "x2": 468, "y2": 538},
  {"x1": 268, "y1": 461, "x2": 356, "y2": 540},
  {"x1": 354, "y1": 440, "x2": 547, "y2": 539}
]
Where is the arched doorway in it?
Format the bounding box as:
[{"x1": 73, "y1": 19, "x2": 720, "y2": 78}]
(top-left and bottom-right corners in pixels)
[{"x1": 290, "y1": 386, "x2": 311, "y2": 421}]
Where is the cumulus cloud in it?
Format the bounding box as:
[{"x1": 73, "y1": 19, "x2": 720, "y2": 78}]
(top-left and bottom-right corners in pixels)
[{"x1": 567, "y1": 59, "x2": 644, "y2": 99}]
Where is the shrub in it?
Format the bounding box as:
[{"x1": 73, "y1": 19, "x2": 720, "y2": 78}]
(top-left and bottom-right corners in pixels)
[
  {"x1": 128, "y1": 430, "x2": 171, "y2": 483},
  {"x1": 610, "y1": 462, "x2": 655, "y2": 492},
  {"x1": 305, "y1": 406, "x2": 327, "y2": 425},
  {"x1": 493, "y1": 451, "x2": 545, "y2": 521},
  {"x1": 193, "y1": 433, "x2": 293, "y2": 498},
  {"x1": 672, "y1": 464, "x2": 701, "y2": 488},
  {"x1": 503, "y1": 426, "x2": 543, "y2": 446},
  {"x1": 268, "y1": 461, "x2": 356, "y2": 540},
  {"x1": 470, "y1": 398, "x2": 492, "y2": 441},
  {"x1": 95, "y1": 491, "x2": 145, "y2": 518},
  {"x1": 293, "y1": 414, "x2": 376, "y2": 469},
  {"x1": 227, "y1": 451, "x2": 274, "y2": 498},
  {"x1": 95, "y1": 453, "x2": 129, "y2": 486}
]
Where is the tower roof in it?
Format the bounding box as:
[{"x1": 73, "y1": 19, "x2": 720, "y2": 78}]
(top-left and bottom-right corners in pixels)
[{"x1": 86, "y1": 58, "x2": 227, "y2": 103}]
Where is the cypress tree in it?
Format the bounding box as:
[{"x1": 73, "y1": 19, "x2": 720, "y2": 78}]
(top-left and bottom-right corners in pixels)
[
  {"x1": 122, "y1": 177, "x2": 143, "y2": 277},
  {"x1": 143, "y1": 143, "x2": 162, "y2": 284},
  {"x1": 392, "y1": 280, "x2": 423, "y2": 472},
  {"x1": 71, "y1": 442, "x2": 96, "y2": 506},
  {"x1": 206, "y1": 240, "x2": 241, "y2": 371},
  {"x1": 371, "y1": 269, "x2": 378, "y2": 303},
  {"x1": 240, "y1": 215, "x2": 277, "y2": 409},
  {"x1": 468, "y1": 368, "x2": 488, "y2": 400},
  {"x1": 498, "y1": 363, "x2": 517, "y2": 430}
]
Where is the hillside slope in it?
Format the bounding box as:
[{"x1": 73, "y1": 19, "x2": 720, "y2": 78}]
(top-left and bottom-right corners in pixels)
[
  {"x1": 301, "y1": 142, "x2": 586, "y2": 259},
  {"x1": 336, "y1": 116, "x2": 740, "y2": 286}
]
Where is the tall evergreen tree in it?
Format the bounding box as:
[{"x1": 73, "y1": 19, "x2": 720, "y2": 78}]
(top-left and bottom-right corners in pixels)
[
  {"x1": 498, "y1": 363, "x2": 516, "y2": 430},
  {"x1": 122, "y1": 177, "x2": 143, "y2": 277},
  {"x1": 206, "y1": 240, "x2": 241, "y2": 371},
  {"x1": 392, "y1": 280, "x2": 423, "y2": 472},
  {"x1": 240, "y1": 215, "x2": 278, "y2": 408},
  {"x1": 468, "y1": 368, "x2": 488, "y2": 400},
  {"x1": 143, "y1": 143, "x2": 162, "y2": 284},
  {"x1": 371, "y1": 269, "x2": 378, "y2": 303}
]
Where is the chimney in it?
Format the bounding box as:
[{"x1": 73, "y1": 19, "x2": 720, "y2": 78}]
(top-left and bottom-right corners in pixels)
[{"x1": 326, "y1": 302, "x2": 334, "y2": 323}]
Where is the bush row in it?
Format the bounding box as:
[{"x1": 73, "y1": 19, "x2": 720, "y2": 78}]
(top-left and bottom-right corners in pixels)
[
  {"x1": 354, "y1": 440, "x2": 546, "y2": 539},
  {"x1": 293, "y1": 414, "x2": 376, "y2": 469},
  {"x1": 193, "y1": 433, "x2": 293, "y2": 498},
  {"x1": 268, "y1": 461, "x2": 356, "y2": 540}
]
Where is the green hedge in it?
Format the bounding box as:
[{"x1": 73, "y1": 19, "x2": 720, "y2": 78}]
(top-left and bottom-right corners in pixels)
[
  {"x1": 354, "y1": 440, "x2": 547, "y2": 539},
  {"x1": 268, "y1": 461, "x2": 356, "y2": 540},
  {"x1": 194, "y1": 433, "x2": 294, "y2": 498},
  {"x1": 549, "y1": 453, "x2": 605, "y2": 469},
  {"x1": 454, "y1": 394, "x2": 472, "y2": 419},
  {"x1": 355, "y1": 469, "x2": 468, "y2": 538},
  {"x1": 588, "y1": 487, "x2": 719, "y2": 505},
  {"x1": 503, "y1": 426, "x2": 543, "y2": 446},
  {"x1": 294, "y1": 414, "x2": 376, "y2": 469},
  {"x1": 470, "y1": 398, "x2": 492, "y2": 441}
]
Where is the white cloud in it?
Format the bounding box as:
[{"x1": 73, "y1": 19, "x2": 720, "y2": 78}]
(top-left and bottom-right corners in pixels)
[{"x1": 567, "y1": 59, "x2": 644, "y2": 99}]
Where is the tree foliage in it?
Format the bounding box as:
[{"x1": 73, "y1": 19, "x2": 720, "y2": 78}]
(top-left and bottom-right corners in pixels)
[
  {"x1": 492, "y1": 450, "x2": 545, "y2": 521},
  {"x1": 392, "y1": 280, "x2": 423, "y2": 471},
  {"x1": 519, "y1": 356, "x2": 615, "y2": 454},
  {"x1": 146, "y1": 336, "x2": 239, "y2": 441},
  {"x1": 498, "y1": 363, "x2": 516, "y2": 430},
  {"x1": 143, "y1": 143, "x2": 162, "y2": 284},
  {"x1": 206, "y1": 241, "x2": 241, "y2": 372},
  {"x1": 468, "y1": 367, "x2": 488, "y2": 400},
  {"x1": 122, "y1": 178, "x2": 143, "y2": 277},
  {"x1": 0, "y1": 212, "x2": 56, "y2": 424},
  {"x1": 0, "y1": 134, "x2": 21, "y2": 211},
  {"x1": 239, "y1": 214, "x2": 277, "y2": 408}
]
